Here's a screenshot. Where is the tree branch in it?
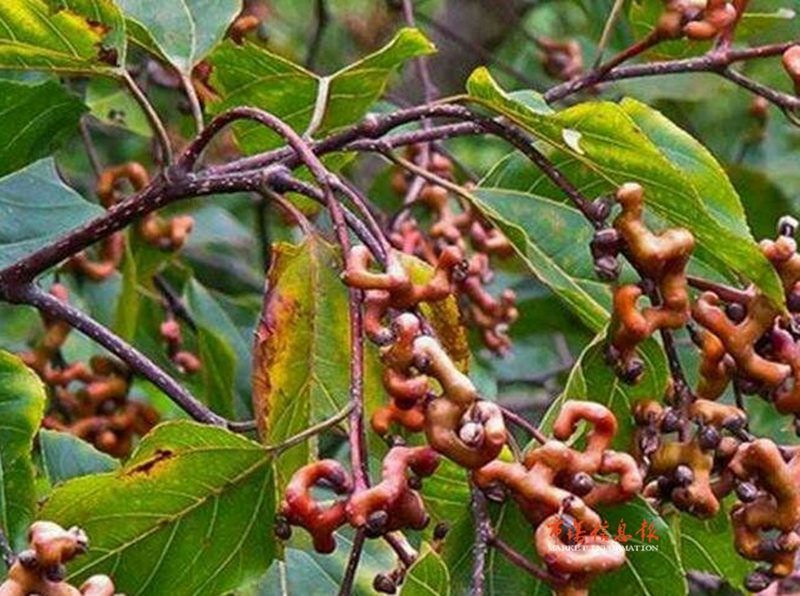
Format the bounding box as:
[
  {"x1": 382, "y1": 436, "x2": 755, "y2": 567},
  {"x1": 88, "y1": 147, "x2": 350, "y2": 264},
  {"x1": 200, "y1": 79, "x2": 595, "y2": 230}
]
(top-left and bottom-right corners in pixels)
[
  {"x1": 544, "y1": 41, "x2": 800, "y2": 110},
  {"x1": 470, "y1": 485, "x2": 491, "y2": 596},
  {"x1": 338, "y1": 529, "x2": 367, "y2": 596},
  {"x1": 6, "y1": 283, "x2": 254, "y2": 431},
  {"x1": 122, "y1": 71, "x2": 174, "y2": 165},
  {"x1": 266, "y1": 403, "x2": 352, "y2": 454}
]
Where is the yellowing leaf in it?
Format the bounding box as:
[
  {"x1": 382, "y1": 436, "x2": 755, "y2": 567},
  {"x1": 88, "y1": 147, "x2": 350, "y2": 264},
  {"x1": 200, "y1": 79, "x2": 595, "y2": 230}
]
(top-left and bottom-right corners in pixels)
[{"x1": 0, "y1": 0, "x2": 125, "y2": 74}]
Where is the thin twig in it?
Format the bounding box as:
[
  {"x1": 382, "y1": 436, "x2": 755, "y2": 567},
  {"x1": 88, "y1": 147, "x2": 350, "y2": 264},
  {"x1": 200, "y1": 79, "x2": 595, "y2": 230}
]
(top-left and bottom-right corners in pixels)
[
  {"x1": 401, "y1": 0, "x2": 438, "y2": 103},
  {"x1": 153, "y1": 274, "x2": 197, "y2": 331},
  {"x1": 687, "y1": 275, "x2": 753, "y2": 303},
  {"x1": 593, "y1": 0, "x2": 627, "y2": 67},
  {"x1": 500, "y1": 405, "x2": 547, "y2": 444},
  {"x1": 332, "y1": 177, "x2": 391, "y2": 256},
  {"x1": 261, "y1": 187, "x2": 315, "y2": 236},
  {"x1": 338, "y1": 529, "x2": 367, "y2": 596},
  {"x1": 254, "y1": 194, "x2": 271, "y2": 272},
  {"x1": 386, "y1": 141, "x2": 599, "y2": 229},
  {"x1": 179, "y1": 71, "x2": 205, "y2": 133},
  {"x1": 269, "y1": 172, "x2": 386, "y2": 262},
  {"x1": 470, "y1": 485, "x2": 491, "y2": 596},
  {"x1": 266, "y1": 403, "x2": 352, "y2": 454},
  {"x1": 79, "y1": 118, "x2": 103, "y2": 178},
  {"x1": 122, "y1": 71, "x2": 173, "y2": 164},
  {"x1": 489, "y1": 536, "x2": 563, "y2": 584}
]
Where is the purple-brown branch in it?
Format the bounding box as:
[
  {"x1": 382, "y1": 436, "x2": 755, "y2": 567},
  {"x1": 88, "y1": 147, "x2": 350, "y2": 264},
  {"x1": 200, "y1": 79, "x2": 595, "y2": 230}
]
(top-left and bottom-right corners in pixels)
[{"x1": 545, "y1": 40, "x2": 800, "y2": 111}]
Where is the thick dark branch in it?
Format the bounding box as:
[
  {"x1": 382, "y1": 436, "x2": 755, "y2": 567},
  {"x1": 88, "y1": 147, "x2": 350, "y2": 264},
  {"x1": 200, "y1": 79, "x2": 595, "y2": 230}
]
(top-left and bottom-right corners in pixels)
[
  {"x1": 7, "y1": 283, "x2": 239, "y2": 428},
  {"x1": 0, "y1": 167, "x2": 276, "y2": 287},
  {"x1": 204, "y1": 104, "x2": 481, "y2": 176}
]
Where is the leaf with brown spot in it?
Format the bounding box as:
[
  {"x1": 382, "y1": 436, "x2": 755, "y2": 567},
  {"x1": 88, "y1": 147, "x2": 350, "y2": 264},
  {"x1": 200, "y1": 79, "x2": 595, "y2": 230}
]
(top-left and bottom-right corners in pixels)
[
  {"x1": 1, "y1": 0, "x2": 127, "y2": 75},
  {"x1": 41, "y1": 421, "x2": 275, "y2": 596},
  {"x1": 252, "y1": 236, "x2": 387, "y2": 493},
  {"x1": 124, "y1": 448, "x2": 174, "y2": 476}
]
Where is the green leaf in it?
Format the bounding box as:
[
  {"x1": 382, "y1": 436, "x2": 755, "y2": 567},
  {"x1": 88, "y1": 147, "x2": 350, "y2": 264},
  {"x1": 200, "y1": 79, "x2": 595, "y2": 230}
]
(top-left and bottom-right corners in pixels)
[
  {"x1": 41, "y1": 421, "x2": 276, "y2": 596},
  {"x1": 544, "y1": 331, "x2": 669, "y2": 450},
  {"x1": 85, "y1": 76, "x2": 150, "y2": 137},
  {"x1": 400, "y1": 543, "x2": 451, "y2": 596},
  {"x1": 619, "y1": 97, "x2": 750, "y2": 239},
  {"x1": 0, "y1": 80, "x2": 87, "y2": 178},
  {"x1": 0, "y1": 158, "x2": 104, "y2": 273},
  {"x1": 186, "y1": 280, "x2": 252, "y2": 419},
  {"x1": 466, "y1": 68, "x2": 784, "y2": 306},
  {"x1": 240, "y1": 532, "x2": 397, "y2": 595},
  {"x1": 420, "y1": 459, "x2": 470, "y2": 523},
  {"x1": 593, "y1": 499, "x2": 687, "y2": 596},
  {"x1": 0, "y1": 0, "x2": 123, "y2": 74},
  {"x1": 196, "y1": 324, "x2": 237, "y2": 419},
  {"x1": 207, "y1": 28, "x2": 435, "y2": 153},
  {"x1": 113, "y1": 241, "x2": 139, "y2": 341},
  {"x1": 672, "y1": 502, "x2": 754, "y2": 593},
  {"x1": 0, "y1": 350, "x2": 45, "y2": 549},
  {"x1": 252, "y1": 237, "x2": 347, "y2": 493},
  {"x1": 116, "y1": 0, "x2": 240, "y2": 73},
  {"x1": 39, "y1": 429, "x2": 119, "y2": 485},
  {"x1": 252, "y1": 236, "x2": 387, "y2": 493},
  {"x1": 727, "y1": 163, "x2": 794, "y2": 241},
  {"x1": 470, "y1": 187, "x2": 610, "y2": 331}
]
